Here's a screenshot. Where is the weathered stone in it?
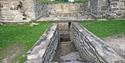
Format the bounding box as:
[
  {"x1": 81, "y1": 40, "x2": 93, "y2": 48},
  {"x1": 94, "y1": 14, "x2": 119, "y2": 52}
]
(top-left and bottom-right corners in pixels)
[
  {"x1": 88, "y1": 0, "x2": 125, "y2": 18},
  {"x1": 70, "y1": 23, "x2": 125, "y2": 63},
  {"x1": 27, "y1": 24, "x2": 59, "y2": 63},
  {"x1": 0, "y1": 0, "x2": 89, "y2": 22},
  {"x1": 0, "y1": 22, "x2": 3, "y2": 25}
]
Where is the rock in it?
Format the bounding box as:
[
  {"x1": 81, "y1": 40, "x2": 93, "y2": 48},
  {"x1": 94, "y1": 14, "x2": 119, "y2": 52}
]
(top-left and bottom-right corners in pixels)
[
  {"x1": 60, "y1": 52, "x2": 84, "y2": 63},
  {"x1": 27, "y1": 24, "x2": 59, "y2": 63},
  {"x1": 30, "y1": 23, "x2": 39, "y2": 27},
  {"x1": 70, "y1": 23, "x2": 125, "y2": 63},
  {"x1": 0, "y1": 23, "x2": 3, "y2": 25}
]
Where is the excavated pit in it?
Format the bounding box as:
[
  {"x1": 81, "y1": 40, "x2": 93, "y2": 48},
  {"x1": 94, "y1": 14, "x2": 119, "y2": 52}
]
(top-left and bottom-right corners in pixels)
[{"x1": 52, "y1": 23, "x2": 86, "y2": 63}]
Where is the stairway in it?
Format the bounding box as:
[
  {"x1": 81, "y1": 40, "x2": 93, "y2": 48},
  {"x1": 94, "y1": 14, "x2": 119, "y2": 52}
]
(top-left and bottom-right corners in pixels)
[{"x1": 52, "y1": 23, "x2": 86, "y2": 63}]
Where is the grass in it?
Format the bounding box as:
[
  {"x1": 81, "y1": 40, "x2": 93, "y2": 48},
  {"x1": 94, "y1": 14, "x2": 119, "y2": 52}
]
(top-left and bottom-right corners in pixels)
[
  {"x1": 80, "y1": 20, "x2": 125, "y2": 38},
  {"x1": 74, "y1": 0, "x2": 88, "y2": 3},
  {"x1": 0, "y1": 22, "x2": 50, "y2": 62}
]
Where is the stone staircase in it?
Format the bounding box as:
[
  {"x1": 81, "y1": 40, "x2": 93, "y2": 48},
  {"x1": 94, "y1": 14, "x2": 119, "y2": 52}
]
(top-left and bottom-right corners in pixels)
[
  {"x1": 52, "y1": 23, "x2": 90, "y2": 63},
  {"x1": 27, "y1": 23, "x2": 125, "y2": 63}
]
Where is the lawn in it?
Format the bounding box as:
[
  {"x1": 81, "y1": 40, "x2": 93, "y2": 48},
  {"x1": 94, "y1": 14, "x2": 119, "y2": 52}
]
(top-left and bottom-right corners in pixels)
[
  {"x1": 0, "y1": 22, "x2": 50, "y2": 63},
  {"x1": 80, "y1": 20, "x2": 125, "y2": 38}
]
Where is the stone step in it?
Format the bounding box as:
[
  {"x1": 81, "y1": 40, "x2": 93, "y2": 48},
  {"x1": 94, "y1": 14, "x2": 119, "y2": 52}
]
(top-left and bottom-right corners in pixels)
[
  {"x1": 60, "y1": 52, "x2": 85, "y2": 63},
  {"x1": 59, "y1": 41, "x2": 72, "y2": 56}
]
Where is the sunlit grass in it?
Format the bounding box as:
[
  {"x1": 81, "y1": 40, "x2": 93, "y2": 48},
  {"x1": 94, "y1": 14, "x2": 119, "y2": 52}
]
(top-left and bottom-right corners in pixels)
[
  {"x1": 80, "y1": 20, "x2": 125, "y2": 38},
  {"x1": 0, "y1": 22, "x2": 50, "y2": 62}
]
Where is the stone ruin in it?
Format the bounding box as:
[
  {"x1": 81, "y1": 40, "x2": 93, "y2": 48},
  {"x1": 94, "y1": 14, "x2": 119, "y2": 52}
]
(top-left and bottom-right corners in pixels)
[
  {"x1": 0, "y1": 0, "x2": 125, "y2": 22},
  {"x1": 27, "y1": 22, "x2": 125, "y2": 63},
  {"x1": 0, "y1": 0, "x2": 91, "y2": 22},
  {"x1": 88, "y1": 0, "x2": 125, "y2": 18},
  {"x1": 0, "y1": 0, "x2": 87, "y2": 22},
  {"x1": 0, "y1": 0, "x2": 36, "y2": 22},
  {"x1": 109, "y1": 0, "x2": 125, "y2": 18}
]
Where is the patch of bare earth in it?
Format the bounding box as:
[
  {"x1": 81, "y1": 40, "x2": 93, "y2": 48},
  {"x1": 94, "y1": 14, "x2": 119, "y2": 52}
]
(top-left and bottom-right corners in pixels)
[
  {"x1": 0, "y1": 43, "x2": 24, "y2": 63},
  {"x1": 103, "y1": 34, "x2": 125, "y2": 59}
]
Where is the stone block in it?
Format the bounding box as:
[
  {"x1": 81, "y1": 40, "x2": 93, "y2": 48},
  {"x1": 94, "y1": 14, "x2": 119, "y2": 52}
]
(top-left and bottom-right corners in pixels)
[
  {"x1": 70, "y1": 23, "x2": 125, "y2": 63},
  {"x1": 26, "y1": 24, "x2": 59, "y2": 63}
]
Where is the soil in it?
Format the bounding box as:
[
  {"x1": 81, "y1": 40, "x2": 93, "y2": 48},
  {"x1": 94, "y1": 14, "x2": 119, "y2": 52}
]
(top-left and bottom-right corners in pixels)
[
  {"x1": 0, "y1": 43, "x2": 24, "y2": 63},
  {"x1": 103, "y1": 34, "x2": 125, "y2": 59}
]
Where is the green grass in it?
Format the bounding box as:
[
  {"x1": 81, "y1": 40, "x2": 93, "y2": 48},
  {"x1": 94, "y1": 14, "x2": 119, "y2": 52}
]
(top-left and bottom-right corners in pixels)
[
  {"x1": 74, "y1": 0, "x2": 88, "y2": 3},
  {"x1": 80, "y1": 20, "x2": 125, "y2": 38},
  {"x1": 0, "y1": 22, "x2": 50, "y2": 62}
]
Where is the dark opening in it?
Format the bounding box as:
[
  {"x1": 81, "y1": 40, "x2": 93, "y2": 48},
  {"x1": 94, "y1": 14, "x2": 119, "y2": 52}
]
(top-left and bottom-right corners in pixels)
[
  {"x1": 23, "y1": 18, "x2": 26, "y2": 20},
  {"x1": 52, "y1": 23, "x2": 79, "y2": 63},
  {"x1": 17, "y1": 1, "x2": 23, "y2": 10}
]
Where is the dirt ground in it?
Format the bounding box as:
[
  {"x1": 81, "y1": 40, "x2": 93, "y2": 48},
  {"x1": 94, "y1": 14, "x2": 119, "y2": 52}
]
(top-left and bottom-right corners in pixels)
[
  {"x1": 103, "y1": 34, "x2": 125, "y2": 59},
  {"x1": 0, "y1": 43, "x2": 24, "y2": 63}
]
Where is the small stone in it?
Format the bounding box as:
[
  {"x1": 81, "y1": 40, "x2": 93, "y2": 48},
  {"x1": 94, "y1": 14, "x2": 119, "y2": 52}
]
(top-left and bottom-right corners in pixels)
[
  {"x1": 79, "y1": 29, "x2": 83, "y2": 32},
  {"x1": 0, "y1": 23, "x2": 4, "y2": 25},
  {"x1": 30, "y1": 23, "x2": 39, "y2": 27},
  {"x1": 27, "y1": 54, "x2": 38, "y2": 60}
]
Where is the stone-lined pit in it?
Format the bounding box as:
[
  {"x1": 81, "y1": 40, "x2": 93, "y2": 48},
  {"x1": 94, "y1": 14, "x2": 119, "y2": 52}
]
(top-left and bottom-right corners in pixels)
[
  {"x1": 52, "y1": 22, "x2": 89, "y2": 63},
  {"x1": 27, "y1": 22, "x2": 125, "y2": 63}
]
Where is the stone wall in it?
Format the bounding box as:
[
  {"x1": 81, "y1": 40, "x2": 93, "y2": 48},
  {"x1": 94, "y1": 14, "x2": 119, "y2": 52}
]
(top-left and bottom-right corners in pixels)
[
  {"x1": 27, "y1": 24, "x2": 59, "y2": 63},
  {"x1": 0, "y1": 1, "x2": 87, "y2": 22},
  {"x1": 38, "y1": 3, "x2": 88, "y2": 21},
  {"x1": 109, "y1": 0, "x2": 125, "y2": 18},
  {"x1": 34, "y1": 1, "x2": 50, "y2": 19},
  {"x1": 70, "y1": 22, "x2": 125, "y2": 63},
  {"x1": 48, "y1": 3, "x2": 81, "y2": 17},
  {"x1": 88, "y1": 0, "x2": 125, "y2": 18},
  {"x1": 0, "y1": 0, "x2": 125, "y2": 22},
  {"x1": 88, "y1": 0, "x2": 109, "y2": 18},
  {"x1": 0, "y1": 0, "x2": 36, "y2": 22}
]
